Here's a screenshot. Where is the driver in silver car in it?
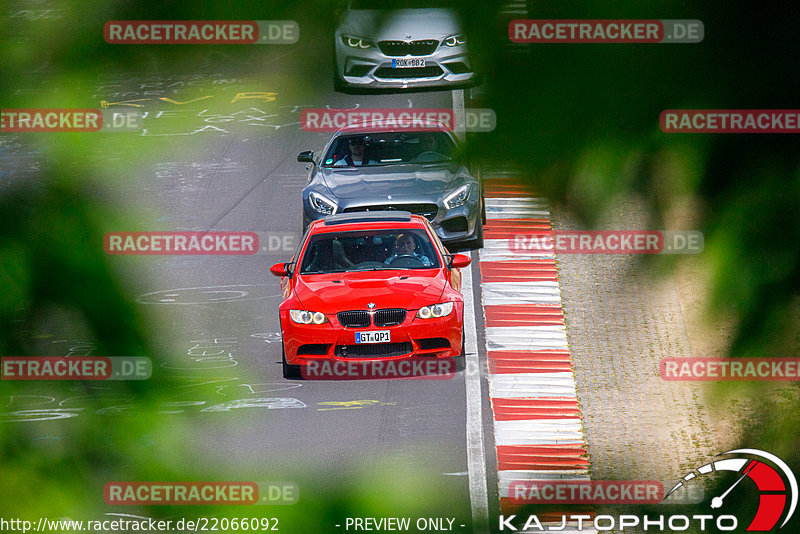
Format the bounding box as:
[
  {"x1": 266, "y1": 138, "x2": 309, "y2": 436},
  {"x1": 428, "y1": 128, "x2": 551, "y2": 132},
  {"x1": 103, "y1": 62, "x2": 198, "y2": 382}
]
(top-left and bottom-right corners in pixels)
[
  {"x1": 384, "y1": 233, "x2": 433, "y2": 266},
  {"x1": 413, "y1": 134, "x2": 447, "y2": 162},
  {"x1": 333, "y1": 136, "x2": 375, "y2": 166}
]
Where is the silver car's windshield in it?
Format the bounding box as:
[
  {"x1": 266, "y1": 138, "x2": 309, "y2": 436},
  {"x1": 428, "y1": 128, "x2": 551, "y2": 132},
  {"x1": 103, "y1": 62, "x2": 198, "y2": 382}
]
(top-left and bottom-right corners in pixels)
[{"x1": 321, "y1": 132, "x2": 456, "y2": 167}]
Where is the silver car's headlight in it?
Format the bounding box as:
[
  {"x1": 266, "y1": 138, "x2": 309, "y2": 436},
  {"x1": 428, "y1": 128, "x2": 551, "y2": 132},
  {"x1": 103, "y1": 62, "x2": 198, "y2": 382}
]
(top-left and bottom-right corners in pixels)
[
  {"x1": 443, "y1": 34, "x2": 466, "y2": 47},
  {"x1": 341, "y1": 35, "x2": 374, "y2": 49},
  {"x1": 309, "y1": 191, "x2": 338, "y2": 215},
  {"x1": 443, "y1": 184, "x2": 471, "y2": 209},
  {"x1": 416, "y1": 302, "x2": 455, "y2": 319},
  {"x1": 290, "y1": 310, "x2": 328, "y2": 325}
]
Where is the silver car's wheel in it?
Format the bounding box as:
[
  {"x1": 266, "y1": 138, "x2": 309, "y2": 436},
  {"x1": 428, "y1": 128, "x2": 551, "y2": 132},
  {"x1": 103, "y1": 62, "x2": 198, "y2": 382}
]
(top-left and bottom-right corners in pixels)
[{"x1": 459, "y1": 218, "x2": 483, "y2": 251}]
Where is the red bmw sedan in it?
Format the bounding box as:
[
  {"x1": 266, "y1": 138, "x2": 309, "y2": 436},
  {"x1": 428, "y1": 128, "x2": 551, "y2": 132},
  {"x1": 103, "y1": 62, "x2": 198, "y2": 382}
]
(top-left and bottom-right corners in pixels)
[{"x1": 270, "y1": 211, "x2": 470, "y2": 379}]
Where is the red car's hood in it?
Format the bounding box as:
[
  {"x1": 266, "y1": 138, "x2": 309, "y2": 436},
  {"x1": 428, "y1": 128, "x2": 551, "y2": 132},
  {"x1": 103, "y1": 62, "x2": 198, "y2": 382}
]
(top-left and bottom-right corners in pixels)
[{"x1": 293, "y1": 270, "x2": 446, "y2": 312}]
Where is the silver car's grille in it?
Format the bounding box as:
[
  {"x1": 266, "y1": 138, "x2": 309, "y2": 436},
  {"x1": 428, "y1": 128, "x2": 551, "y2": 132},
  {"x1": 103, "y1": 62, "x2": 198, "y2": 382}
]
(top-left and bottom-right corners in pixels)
[
  {"x1": 378, "y1": 40, "x2": 439, "y2": 56},
  {"x1": 374, "y1": 65, "x2": 444, "y2": 79},
  {"x1": 343, "y1": 204, "x2": 438, "y2": 221}
]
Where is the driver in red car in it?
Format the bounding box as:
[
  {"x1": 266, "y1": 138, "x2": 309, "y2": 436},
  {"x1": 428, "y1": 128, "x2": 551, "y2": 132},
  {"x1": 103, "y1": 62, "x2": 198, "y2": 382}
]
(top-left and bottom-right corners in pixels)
[{"x1": 384, "y1": 233, "x2": 433, "y2": 267}]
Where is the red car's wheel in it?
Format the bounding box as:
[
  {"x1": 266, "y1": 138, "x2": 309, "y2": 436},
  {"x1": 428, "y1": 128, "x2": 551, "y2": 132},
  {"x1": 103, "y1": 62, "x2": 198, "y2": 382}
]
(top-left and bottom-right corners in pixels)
[
  {"x1": 453, "y1": 329, "x2": 466, "y2": 371},
  {"x1": 282, "y1": 342, "x2": 302, "y2": 380}
]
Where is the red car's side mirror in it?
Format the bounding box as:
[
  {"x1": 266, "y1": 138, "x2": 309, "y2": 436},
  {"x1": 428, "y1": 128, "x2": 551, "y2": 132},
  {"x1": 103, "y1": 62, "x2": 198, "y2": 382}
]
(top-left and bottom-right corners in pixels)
[
  {"x1": 270, "y1": 263, "x2": 291, "y2": 277},
  {"x1": 449, "y1": 254, "x2": 471, "y2": 269}
]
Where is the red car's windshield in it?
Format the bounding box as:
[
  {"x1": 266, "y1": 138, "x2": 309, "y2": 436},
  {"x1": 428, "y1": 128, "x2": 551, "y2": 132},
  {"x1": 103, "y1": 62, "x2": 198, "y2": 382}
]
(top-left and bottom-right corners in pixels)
[{"x1": 299, "y1": 229, "x2": 440, "y2": 274}]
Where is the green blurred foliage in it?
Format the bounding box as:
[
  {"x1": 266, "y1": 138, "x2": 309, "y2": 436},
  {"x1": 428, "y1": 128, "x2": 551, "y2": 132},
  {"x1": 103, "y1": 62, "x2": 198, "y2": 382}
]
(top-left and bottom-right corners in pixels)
[
  {"x1": 0, "y1": 1, "x2": 464, "y2": 530},
  {"x1": 461, "y1": 0, "x2": 799, "y2": 526},
  {"x1": 466, "y1": 0, "x2": 800, "y2": 358}
]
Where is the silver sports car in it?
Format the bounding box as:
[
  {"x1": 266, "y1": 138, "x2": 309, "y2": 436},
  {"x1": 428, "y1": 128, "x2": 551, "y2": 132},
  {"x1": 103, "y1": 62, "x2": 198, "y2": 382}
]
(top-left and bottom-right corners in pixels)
[
  {"x1": 334, "y1": 0, "x2": 475, "y2": 91},
  {"x1": 297, "y1": 121, "x2": 484, "y2": 250}
]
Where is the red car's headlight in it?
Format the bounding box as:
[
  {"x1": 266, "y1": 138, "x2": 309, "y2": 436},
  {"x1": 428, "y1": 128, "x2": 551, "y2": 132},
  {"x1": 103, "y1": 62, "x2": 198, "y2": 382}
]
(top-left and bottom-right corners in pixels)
[
  {"x1": 416, "y1": 302, "x2": 454, "y2": 319},
  {"x1": 289, "y1": 310, "x2": 328, "y2": 325}
]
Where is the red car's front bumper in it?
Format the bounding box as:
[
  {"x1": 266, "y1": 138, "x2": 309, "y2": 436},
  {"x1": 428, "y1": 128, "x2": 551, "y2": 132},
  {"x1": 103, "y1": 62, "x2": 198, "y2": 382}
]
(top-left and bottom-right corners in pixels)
[{"x1": 280, "y1": 303, "x2": 463, "y2": 367}]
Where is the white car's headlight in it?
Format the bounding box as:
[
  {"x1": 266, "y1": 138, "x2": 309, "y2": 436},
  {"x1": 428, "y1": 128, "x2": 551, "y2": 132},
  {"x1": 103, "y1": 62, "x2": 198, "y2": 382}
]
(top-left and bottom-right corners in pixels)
[
  {"x1": 341, "y1": 35, "x2": 373, "y2": 49},
  {"x1": 443, "y1": 34, "x2": 466, "y2": 47},
  {"x1": 416, "y1": 302, "x2": 454, "y2": 319},
  {"x1": 443, "y1": 184, "x2": 471, "y2": 209},
  {"x1": 289, "y1": 310, "x2": 328, "y2": 325},
  {"x1": 309, "y1": 191, "x2": 338, "y2": 215}
]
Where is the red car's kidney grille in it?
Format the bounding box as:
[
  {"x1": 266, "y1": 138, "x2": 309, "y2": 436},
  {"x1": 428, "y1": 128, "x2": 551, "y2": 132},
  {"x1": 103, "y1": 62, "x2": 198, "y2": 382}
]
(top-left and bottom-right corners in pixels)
[
  {"x1": 374, "y1": 309, "x2": 406, "y2": 327},
  {"x1": 337, "y1": 310, "x2": 371, "y2": 328},
  {"x1": 335, "y1": 342, "x2": 413, "y2": 358},
  {"x1": 338, "y1": 309, "x2": 407, "y2": 328}
]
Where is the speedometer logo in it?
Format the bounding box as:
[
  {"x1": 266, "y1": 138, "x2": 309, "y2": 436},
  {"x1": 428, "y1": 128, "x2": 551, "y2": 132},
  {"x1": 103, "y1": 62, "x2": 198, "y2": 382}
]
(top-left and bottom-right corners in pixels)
[{"x1": 665, "y1": 449, "x2": 797, "y2": 531}]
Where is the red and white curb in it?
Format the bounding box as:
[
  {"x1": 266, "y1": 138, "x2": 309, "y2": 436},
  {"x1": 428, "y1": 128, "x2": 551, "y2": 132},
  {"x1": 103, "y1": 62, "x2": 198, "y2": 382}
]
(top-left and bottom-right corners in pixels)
[{"x1": 479, "y1": 177, "x2": 595, "y2": 529}]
